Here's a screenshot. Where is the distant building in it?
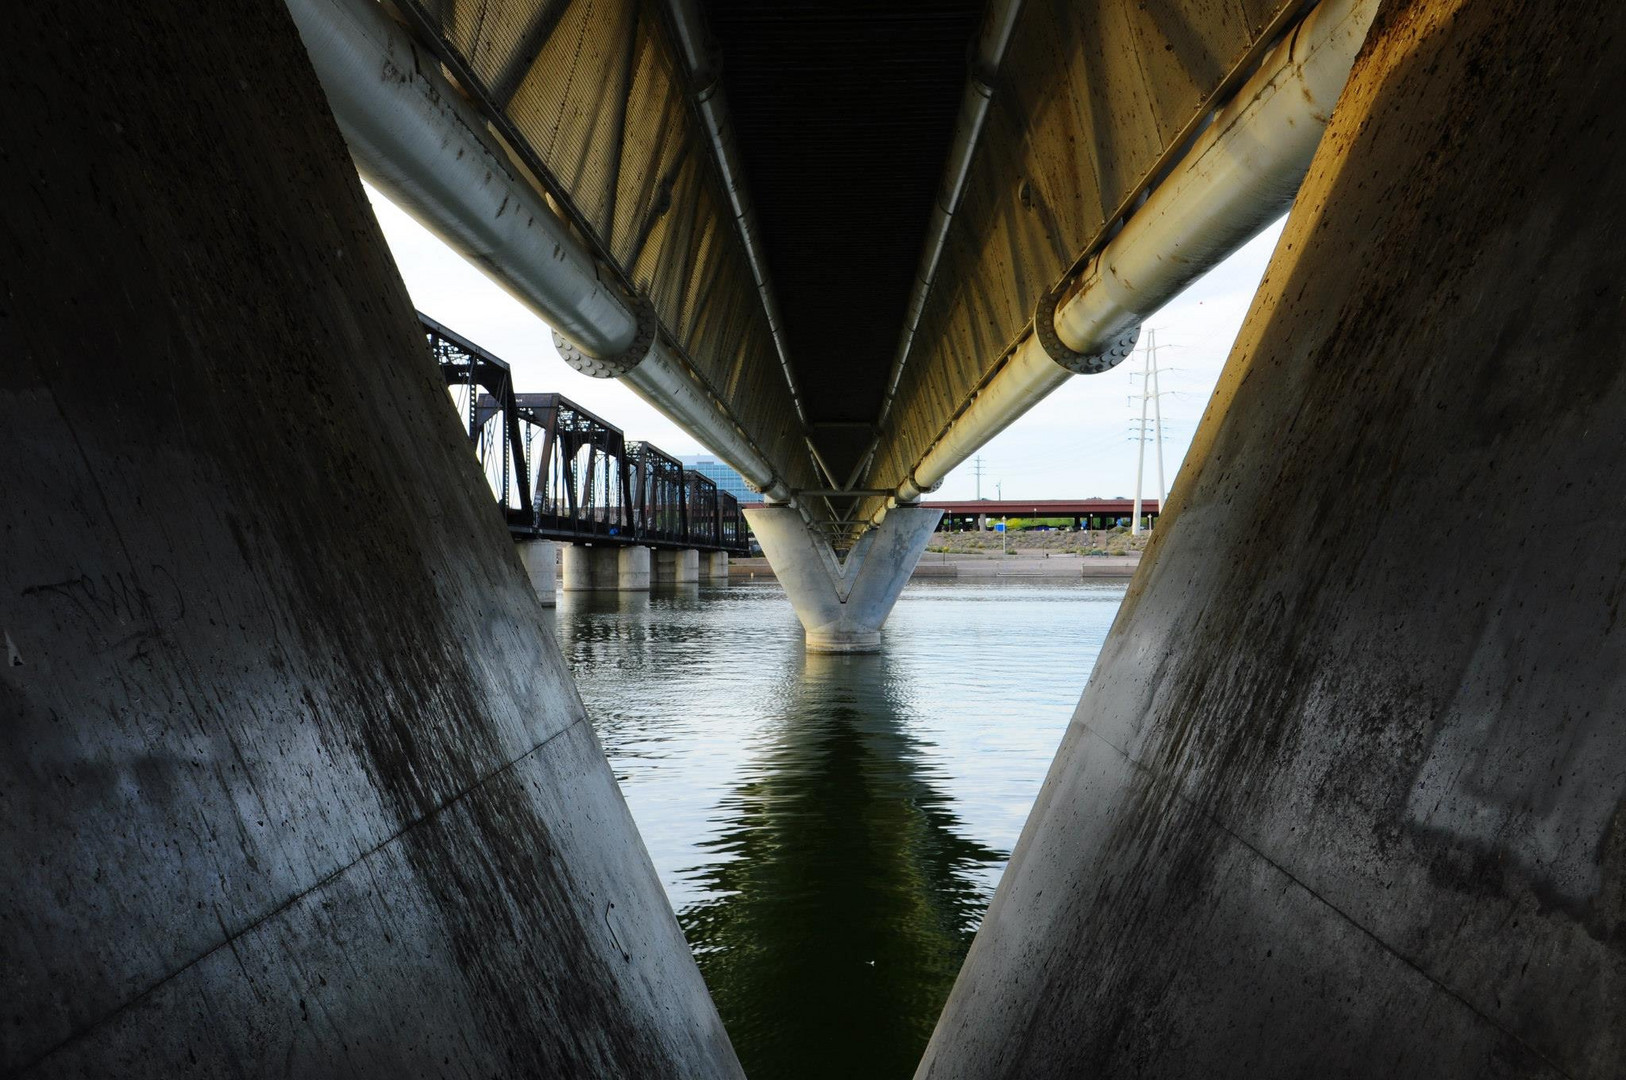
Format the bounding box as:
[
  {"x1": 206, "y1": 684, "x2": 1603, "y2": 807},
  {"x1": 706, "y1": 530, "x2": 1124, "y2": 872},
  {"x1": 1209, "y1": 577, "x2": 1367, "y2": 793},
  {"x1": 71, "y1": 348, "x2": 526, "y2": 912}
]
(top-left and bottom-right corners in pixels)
[{"x1": 680, "y1": 455, "x2": 763, "y2": 504}]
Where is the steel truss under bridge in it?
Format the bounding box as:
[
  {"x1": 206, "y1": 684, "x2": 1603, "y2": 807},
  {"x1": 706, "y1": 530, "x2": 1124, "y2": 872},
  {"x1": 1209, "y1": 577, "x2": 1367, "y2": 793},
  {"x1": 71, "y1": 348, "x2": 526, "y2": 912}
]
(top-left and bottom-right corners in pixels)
[{"x1": 425, "y1": 312, "x2": 750, "y2": 554}]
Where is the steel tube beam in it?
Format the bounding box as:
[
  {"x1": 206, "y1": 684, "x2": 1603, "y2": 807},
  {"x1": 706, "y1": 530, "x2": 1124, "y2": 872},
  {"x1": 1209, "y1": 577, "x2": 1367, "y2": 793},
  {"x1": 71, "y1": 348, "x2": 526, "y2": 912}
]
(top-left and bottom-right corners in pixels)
[
  {"x1": 1050, "y1": 0, "x2": 1375, "y2": 356},
  {"x1": 285, "y1": 0, "x2": 637, "y2": 357},
  {"x1": 894, "y1": 0, "x2": 1377, "y2": 504},
  {"x1": 286, "y1": 0, "x2": 794, "y2": 505},
  {"x1": 622, "y1": 343, "x2": 792, "y2": 503}
]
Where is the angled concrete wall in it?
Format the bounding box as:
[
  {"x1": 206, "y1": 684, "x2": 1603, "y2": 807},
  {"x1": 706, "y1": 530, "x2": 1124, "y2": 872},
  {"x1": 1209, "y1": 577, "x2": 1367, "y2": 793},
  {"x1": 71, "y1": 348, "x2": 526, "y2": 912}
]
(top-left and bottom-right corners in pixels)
[
  {"x1": 0, "y1": 3, "x2": 739, "y2": 1076},
  {"x1": 920, "y1": 2, "x2": 1625, "y2": 1077}
]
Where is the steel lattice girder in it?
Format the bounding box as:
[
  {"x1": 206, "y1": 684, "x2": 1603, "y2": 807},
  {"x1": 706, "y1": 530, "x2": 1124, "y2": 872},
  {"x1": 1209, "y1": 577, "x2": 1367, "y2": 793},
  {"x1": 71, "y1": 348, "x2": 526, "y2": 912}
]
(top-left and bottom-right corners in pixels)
[{"x1": 427, "y1": 313, "x2": 748, "y2": 552}]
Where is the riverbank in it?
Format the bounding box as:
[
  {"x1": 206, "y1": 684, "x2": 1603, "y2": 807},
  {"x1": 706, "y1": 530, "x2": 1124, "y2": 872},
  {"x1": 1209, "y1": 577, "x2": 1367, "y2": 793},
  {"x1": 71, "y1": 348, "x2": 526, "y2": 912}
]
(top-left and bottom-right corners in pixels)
[
  {"x1": 728, "y1": 550, "x2": 1142, "y2": 581},
  {"x1": 927, "y1": 528, "x2": 1152, "y2": 557}
]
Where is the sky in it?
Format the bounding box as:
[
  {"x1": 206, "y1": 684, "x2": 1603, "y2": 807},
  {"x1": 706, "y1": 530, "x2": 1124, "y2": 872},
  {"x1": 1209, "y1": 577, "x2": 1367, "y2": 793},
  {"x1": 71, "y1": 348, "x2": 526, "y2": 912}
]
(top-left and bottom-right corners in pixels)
[{"x1": 368, "y1": 182, "x2": 1286, "y2": 504}]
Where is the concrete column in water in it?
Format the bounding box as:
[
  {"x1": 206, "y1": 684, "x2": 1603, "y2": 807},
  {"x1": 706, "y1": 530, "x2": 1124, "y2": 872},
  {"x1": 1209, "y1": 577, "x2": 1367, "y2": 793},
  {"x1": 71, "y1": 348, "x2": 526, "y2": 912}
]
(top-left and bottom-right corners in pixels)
[
  {"x1": 653, "y1": 548, "x2": 700, "y2": 585},
  {"x1": 517, "y1": 539, "x2": 557, "y2": 607},
  {"x1": 561, "y1": 544, "x2": 608, "y2": 591},
  {"x1": 618, "y1": 546, "x2": 652, "y2": 590},
  {"x1": 744, "y1": 505, "x2": 941, "y2": 653},
  {"x1": 562, "y1": 544, "x2": 650, "y2": 591},
  {"x1": 920, "y1": 2, "x2": 1626, "y2": 1076},
  {"x1": 701, "y1": 551, "x2": 730, "y2": 584}
]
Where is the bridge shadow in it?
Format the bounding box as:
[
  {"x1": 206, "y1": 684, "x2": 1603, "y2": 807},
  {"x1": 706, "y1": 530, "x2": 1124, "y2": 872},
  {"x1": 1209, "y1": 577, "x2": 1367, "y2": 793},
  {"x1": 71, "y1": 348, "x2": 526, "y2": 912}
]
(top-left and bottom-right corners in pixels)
[{"x1": 679, "y1": 650, "x2": 1005, "y2": 1080}]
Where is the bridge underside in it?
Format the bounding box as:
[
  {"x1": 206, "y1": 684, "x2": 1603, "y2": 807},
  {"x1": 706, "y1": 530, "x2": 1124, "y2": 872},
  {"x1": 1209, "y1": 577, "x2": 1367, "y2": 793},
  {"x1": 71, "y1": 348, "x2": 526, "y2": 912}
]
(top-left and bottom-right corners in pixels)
[
  {"x1": 303, "y1": 0, "x2": 1322, "y2": 542},
  {"x1": 3, "y1": 0, "x2": 1624, "y2": 1078}
]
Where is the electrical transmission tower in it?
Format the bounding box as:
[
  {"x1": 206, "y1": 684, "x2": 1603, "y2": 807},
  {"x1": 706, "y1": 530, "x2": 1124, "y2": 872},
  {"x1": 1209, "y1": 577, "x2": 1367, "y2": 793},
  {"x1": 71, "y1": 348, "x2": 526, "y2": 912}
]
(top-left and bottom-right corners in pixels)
[{"x1": 1131, "y1": 330, "x2": 1168, "y2": 535}]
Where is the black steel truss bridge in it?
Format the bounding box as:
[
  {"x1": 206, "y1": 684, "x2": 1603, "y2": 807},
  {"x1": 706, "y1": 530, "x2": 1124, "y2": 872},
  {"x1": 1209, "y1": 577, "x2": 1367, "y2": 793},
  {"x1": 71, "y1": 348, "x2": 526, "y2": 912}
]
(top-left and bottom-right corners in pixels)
[{"x1": 423, "y1": 313, "x2": 750, "y2": 555}]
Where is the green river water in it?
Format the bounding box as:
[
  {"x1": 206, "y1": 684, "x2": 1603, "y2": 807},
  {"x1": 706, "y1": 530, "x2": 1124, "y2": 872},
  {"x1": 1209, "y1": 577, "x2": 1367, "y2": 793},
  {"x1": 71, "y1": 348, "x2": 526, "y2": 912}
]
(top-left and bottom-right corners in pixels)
[{"x1": 552, "y1": 579, "x2": 1125, "y2": 1079}]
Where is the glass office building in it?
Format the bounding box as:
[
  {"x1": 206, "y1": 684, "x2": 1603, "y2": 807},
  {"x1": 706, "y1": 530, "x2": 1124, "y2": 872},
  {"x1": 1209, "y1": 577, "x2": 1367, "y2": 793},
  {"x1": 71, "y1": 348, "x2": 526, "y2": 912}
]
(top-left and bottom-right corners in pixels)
[{"x1": 680, "y1": 455, "x2": 763, "y2": 504}]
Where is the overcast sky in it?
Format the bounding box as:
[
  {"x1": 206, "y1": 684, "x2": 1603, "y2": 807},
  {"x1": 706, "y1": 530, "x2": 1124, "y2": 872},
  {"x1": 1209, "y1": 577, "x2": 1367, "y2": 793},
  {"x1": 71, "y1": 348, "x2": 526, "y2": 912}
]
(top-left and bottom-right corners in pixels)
[{"x1": 368, "y1": 183, "x2": 1285, "y2": 504}]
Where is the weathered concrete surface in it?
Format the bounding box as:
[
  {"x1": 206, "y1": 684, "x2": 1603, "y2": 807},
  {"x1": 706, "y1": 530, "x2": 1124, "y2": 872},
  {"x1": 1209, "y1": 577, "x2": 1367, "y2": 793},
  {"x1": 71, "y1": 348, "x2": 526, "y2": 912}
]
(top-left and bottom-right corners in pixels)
[
  {"x1": 0, "y1": 3, "x2": 740, "y2": 1076},
  {"x1": 518, "y1": 539, "x2": 557, "y2": 606},
  {"x1": 746, "y1": 506, "x2": 942, "y2": 652},
  {"x1": 701, "y1": 551, "x2": 730, "y2": 584},
  {"x1": 654, "y1": 548, "x2": 700, "y2": 585},
  {"x1": 919, "y1": 2, "x2": 1626, "y2": 1077},
  {"x1": 617, "y1": 546, "x2": 653, "y2": 591},
  {"x1": 562, "y1": 544, "x2": 607, "y2": 592},
  {"x1": 562, "y1": 545, "x2": 652, "y2": 592}
]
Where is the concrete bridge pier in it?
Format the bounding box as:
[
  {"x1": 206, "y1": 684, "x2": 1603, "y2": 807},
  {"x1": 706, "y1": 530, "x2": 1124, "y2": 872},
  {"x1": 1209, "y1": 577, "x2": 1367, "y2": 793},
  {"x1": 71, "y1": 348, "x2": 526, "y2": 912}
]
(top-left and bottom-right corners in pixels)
[
  {"x1": 0, "y1": 2, "x2": 740, "y2": 1075},
  {"x1": 701, "y1": 551, "x2": 730, "y2": 584},
  {"x1": 517, "y1": 539, "x2": 557, "y2": 607},
  {"x1": 744, "y1": 505, "x2": 940, "y2": 653},
  {"x1": 562, "y1": 544, "x2": 651, "y2": 591},
  {"x1": 653, "y1": 548, "x2": 700, "y2": 585},
  {"x1": 918, "y1": 2, "x2": 1626, "y2": 1077}
]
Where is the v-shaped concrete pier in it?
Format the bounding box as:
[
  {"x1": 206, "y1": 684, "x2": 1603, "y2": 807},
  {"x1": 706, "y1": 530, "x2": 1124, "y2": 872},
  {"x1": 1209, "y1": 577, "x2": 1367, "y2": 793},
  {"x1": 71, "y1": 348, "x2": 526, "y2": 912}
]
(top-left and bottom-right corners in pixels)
[{"x1": 745, "y1": 506, "x2": 942, "y2": 652}]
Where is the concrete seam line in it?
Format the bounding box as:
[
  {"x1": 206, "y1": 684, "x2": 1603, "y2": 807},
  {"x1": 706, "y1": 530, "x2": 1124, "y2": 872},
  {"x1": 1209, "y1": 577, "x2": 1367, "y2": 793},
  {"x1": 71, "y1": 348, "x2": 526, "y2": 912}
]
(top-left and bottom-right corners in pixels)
[
  {"x1": 1072, "y1": 723, "x2": 1578, "y2": 1080},
  {"x1": 13, "y1": 715, "x2": 595, "y2": 1074}
]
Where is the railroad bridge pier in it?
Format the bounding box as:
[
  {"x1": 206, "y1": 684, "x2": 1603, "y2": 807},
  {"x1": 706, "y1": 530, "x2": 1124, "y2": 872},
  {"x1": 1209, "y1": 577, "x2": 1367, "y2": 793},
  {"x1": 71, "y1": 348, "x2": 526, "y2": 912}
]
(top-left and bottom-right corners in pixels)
[
  {"x1": 547, "y1": 540, "x2": 730, "y2": 596},
  {"x1": 517, "y1": 538, "x2": 559, "y2": 606}
]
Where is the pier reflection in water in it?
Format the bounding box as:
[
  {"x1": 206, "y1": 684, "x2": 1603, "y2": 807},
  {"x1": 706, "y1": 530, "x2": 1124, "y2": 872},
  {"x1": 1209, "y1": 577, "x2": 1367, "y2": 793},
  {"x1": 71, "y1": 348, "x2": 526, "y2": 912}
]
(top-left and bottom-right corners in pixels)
[{"x1": 552, "y1": 580, "x2": 1125, "y2": 1079}]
